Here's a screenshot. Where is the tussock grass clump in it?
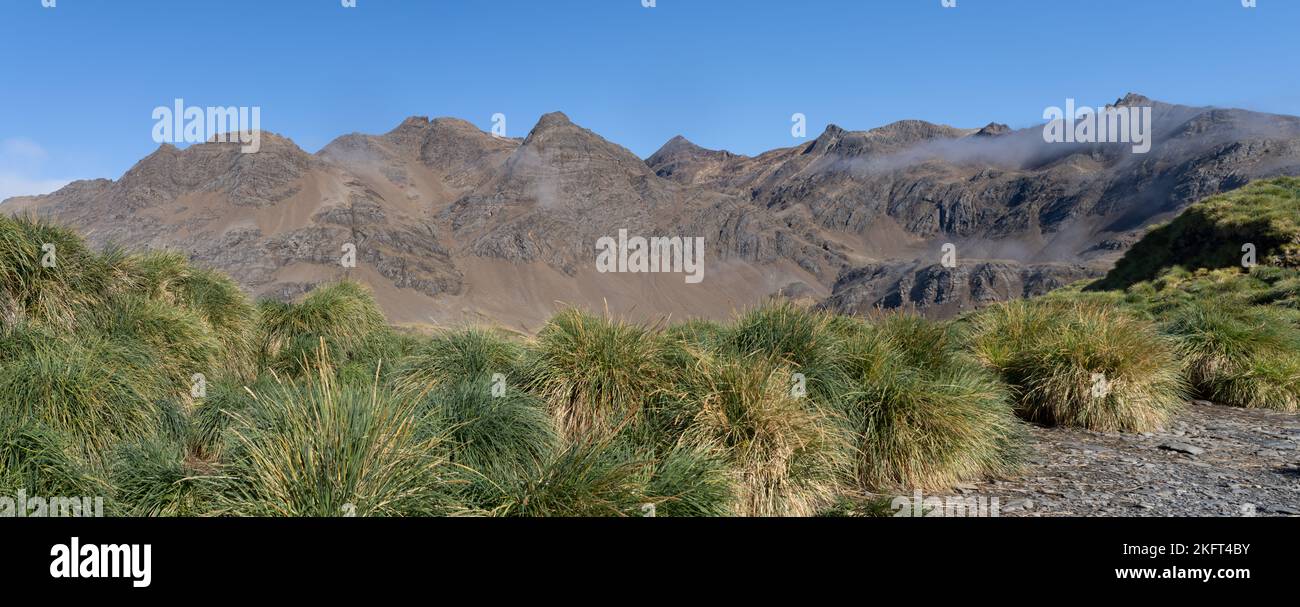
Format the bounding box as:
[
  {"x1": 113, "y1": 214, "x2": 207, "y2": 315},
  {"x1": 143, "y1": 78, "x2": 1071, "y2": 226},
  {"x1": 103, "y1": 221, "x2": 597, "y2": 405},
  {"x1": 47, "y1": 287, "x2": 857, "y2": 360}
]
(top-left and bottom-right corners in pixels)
[
  {"x1": 831, "y1": 319, "x2": 1026, "y2": 491},
  {"x1": 480, "y1": 438, "x2": 650, "y2": 517},
  {"x1": 1209, "y1": 357, "x2": 1300, "y2": 412},
  {"x1": 663, "y1": 318, "x2": 728, "y2": 351},
  {"x1": 256, "y1": 280, "x2": 388, "y2": 375},
  {"x1": 110, "y1": 434, "x2": 223, "y2": 517},
  {"x1": 0, "y1": 215, "x2": 111, "y2": 328},
  {"x1": 681, "y1": 352, "x2": 847, "y2": 517},
  {"x1": 642, "y1": 441, "x2": 733, "y2": 517},
  {"x1": 395, "y1": 328, "x2": 521, "y2": 396},
  {"x1": 524, "y1": 309, "x2": 672, "y2": 439},
  {"x1": 91, "y1": 294, "x2": 220, "y2": 391},
  {"x1": 218, "y1": 359, "x2": 459, "y2": 517},
  {"x1": 0, "y1": 332, "x2": 165, "y2": 458},
  {"x1": 189, "y1": 378, "x2": 265, "y2": 459},
  {"x1": 131, "y1": 251, "x2": 258, "y2": 378},
  {"x1": 335, "y1": 329, "x2": 422, "y2": 385},
  {"x1": 968, "y1": 300, "x2": 1187, "y2": 432},
  {"x1": 871, "y1": 313, "x2": 963, "y2": 373},
  {"x1": 726, "y1": 301, "x2": 843, "y2": 400},
  {"x1": 416, "y1": 379, "x2": 557, "y2": 485},
  {"x1": 0, "y1": 417, "x2": 105, "y2": 498},
  {"x1": 428, "y1": 378, "x2": 730, "y2": 517},
  {"x1": 1160, "y1": 302, "x2": 1300, "y2": 411}
]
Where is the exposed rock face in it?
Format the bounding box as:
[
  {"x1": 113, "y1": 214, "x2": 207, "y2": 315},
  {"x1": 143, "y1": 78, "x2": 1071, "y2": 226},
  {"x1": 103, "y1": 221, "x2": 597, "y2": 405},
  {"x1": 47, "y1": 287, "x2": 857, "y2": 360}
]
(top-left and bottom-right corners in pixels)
[
  {"x1": 649, "y1": 96, "x2": 1300, "y2": 262},
  {"x1": 444, "y1": 111, "x2": 676, "y2": 272},
  {"x1": 645, "y1": 135, "x2": 742, "y2": 184},
  {"x1": 974, "y1": 122, "x2": 1011, "y2": 137},
  {"x1": 817, "y1": 260, "x2": 1099, "y2": 317},
  {"x1": 7, "y1": 94, "x2": 1300, "y2": 327}
]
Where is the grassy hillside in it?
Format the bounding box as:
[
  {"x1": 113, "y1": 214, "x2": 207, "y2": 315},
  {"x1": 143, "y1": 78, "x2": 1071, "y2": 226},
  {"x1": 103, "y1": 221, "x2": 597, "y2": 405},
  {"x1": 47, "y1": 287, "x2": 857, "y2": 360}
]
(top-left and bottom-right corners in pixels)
[
  {"x1": 1091, "y1": 176, "x2": 1300, "y2": 290},
  {"x1": 3, "y1": 176, "x2": 1300, "y2": 516},
  {"x1": 1073, "y1": 177, "x2": 1300, "y2": 412}
]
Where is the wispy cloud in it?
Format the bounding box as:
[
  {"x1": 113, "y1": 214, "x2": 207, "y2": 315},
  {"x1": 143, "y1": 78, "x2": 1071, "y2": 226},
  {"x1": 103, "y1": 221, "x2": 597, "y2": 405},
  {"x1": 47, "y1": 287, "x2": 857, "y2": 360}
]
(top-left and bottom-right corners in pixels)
[
  {"x1": 0, "y1": 173, "x2": 73, "y2": 203},
  {"x1": 0, "y1": 138, "x2": 75, "y2": 203},
  {"x1": 2, "y1": 137, "x2": 50, "y2": 162}
]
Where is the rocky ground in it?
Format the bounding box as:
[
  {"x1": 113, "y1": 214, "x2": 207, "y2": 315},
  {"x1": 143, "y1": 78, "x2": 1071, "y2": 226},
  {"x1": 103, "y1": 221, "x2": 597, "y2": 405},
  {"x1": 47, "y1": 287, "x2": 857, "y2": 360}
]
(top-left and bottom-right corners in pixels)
[{"x1": 952, "y1": 401, "x2": 1300, "y2": 517}]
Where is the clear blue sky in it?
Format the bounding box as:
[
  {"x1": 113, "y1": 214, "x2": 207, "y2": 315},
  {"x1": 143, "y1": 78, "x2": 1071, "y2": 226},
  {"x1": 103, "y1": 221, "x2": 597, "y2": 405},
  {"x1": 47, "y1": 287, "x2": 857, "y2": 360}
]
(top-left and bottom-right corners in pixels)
[{"x1": 2, "y1": 0, "x2": 1297, "y2": 200}]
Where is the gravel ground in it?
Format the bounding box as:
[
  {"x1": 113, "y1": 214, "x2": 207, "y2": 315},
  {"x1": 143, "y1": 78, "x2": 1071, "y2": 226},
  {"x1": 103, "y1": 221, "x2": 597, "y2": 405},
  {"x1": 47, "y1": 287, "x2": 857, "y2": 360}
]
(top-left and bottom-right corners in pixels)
[{"x1": 946, "y1": 401, "x2": 1300, "y2": 517}]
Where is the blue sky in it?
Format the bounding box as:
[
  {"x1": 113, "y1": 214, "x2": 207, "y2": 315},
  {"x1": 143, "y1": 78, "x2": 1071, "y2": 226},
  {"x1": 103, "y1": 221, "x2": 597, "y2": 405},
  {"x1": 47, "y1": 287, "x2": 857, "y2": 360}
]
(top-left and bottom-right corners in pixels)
[{"x1": 1, "y1": 0, "x2": 1297, "y2": 199}]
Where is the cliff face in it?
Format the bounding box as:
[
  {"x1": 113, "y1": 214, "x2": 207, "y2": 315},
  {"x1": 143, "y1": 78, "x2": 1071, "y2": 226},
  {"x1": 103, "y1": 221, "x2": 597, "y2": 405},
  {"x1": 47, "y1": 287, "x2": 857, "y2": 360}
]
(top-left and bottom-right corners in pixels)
[
  {"x1": 817, "y1": 260, "x2": 1100, "y2": 317},
  {"x1": 8, "y1": 94, "x2": 1300, "y2": 328}
]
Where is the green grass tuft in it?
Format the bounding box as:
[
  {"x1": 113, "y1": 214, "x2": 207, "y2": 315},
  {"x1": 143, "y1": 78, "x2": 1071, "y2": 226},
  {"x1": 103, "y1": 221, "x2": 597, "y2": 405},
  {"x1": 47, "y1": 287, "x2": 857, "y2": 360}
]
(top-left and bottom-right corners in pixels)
[
  {"x1": 217, "y1": 356, "x2": 460, "y2": 517},
  {"x1": 256, "y1": 280, "x2": 388, "y2": 375},
  {"x1": 968, "y1": 300, "x2": 1187, "y2": 432},
  {"x1": 523, "y1": 309, "x2": 672, "y2": 440},
  {"x1": 0, "y1": 330, "x2": 166, "y2": 459},
  {"x1": 1159, "y1": 302, "x2": 1300, "y2": 411},
  {"x1": 395, "y1": 328, "x2": 522, "y2": 396},
  {"x1": 831, "y1": 319, "x2": 1026, "y2": 491},
  {"x1": 680, "y1": 351, "x2": 847, "y2": 516}
]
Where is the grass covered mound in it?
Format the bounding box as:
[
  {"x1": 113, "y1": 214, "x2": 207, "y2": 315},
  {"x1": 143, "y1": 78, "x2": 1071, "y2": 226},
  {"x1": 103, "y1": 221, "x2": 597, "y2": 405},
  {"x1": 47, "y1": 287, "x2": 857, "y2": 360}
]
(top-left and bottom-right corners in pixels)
[
  {"x1": 1076, "y1": 176, "x2": 1300, "y2": 412},
  {"x1": 834, "y1": 316, "x2": 1027, "y2": 491},
  {"x1": 523, "y1": 309, "x2": 673, "y2": 440},
  {"x1": 1092, "y1": 177, "x2": 1300, "y2": 290},
  {"x1": 217, "y1": 356, "x2": 461, "y2": 517},
  {"x1": 1097, "y1": 266, "x2": 1300, "y2": 411},
  {"x1": 966, "y1": 300, "x2": 1187, "y2": 432},
  {"x1": 677, "y1": 350, "x2": 846, "y2": 516}
]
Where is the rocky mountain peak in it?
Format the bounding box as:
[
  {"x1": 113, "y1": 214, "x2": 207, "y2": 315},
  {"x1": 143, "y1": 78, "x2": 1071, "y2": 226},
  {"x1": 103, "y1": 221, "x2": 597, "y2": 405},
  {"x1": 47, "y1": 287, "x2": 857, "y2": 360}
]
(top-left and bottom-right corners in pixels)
[
  {"x1": 806, "y1": 124, "x2": 846, "y2": 154},
  {"x1": 397, "y1": 115, "x2": 432, "y2": 129},
  {"x1": 1115, "y1": 92, "x2": 1154, "y2": 107},
  {"x1": 806, "y1": 120, "x2": 967, "y2": 158},
  {"x1": 376, "y1": 116, "x2": 436, "y2": 150},
  {"x1": 655, "y1": 134, "x2": 701, "y2": 154},
  {"x1": 514, "y1": 112, "x2": 646, "y2": 171},
  {"x1": 532, "y1": 111, "x2": 574, "y2": 132},
  {"x1": 974, "y1": 122, "x2": 1011, "y2": 137},
  {"x1": 867, "y1": 119, "x2": 969, "y2": 144},
  {"x1": 648, "y1": 134, "x2": 738, "y2": 162},
  {"x1": 645, "y1": 135, "x2": 743, "y2": 183}
]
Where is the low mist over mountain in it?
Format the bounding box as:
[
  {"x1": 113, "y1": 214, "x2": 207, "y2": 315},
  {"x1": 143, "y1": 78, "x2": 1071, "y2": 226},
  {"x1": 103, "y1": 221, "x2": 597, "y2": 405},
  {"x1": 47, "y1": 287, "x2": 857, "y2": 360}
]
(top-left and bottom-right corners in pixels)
[{"x1": 7, "y1": 94, "x2": 1300, "y2": 329}]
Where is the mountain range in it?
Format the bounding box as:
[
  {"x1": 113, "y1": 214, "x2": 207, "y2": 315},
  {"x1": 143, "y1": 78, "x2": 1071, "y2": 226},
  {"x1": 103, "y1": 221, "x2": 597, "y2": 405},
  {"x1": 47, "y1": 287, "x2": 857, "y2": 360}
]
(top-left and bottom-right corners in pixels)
[{"x1": 7, "y1": 93, "x2": 1300, "y2": 330}]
